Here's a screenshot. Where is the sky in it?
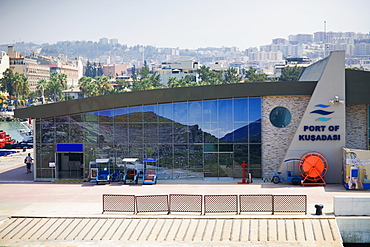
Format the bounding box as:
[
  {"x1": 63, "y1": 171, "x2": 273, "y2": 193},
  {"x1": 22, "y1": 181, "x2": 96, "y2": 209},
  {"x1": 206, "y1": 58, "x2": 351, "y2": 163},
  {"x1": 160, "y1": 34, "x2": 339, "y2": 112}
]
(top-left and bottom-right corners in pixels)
[{"x1": 0, "y1": 0, "x2": 369, "y2": 50}]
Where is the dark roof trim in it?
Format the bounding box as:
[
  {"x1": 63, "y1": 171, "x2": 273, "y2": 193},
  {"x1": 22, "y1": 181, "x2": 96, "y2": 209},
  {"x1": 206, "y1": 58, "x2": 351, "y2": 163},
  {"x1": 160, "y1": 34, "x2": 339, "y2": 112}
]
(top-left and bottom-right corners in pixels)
[
  {"x1": 345, "y1": 70, "x2": 370, "y2": 105},
  {"x1": 15, "y1": 81, "x2": 317, "y2": 119}
]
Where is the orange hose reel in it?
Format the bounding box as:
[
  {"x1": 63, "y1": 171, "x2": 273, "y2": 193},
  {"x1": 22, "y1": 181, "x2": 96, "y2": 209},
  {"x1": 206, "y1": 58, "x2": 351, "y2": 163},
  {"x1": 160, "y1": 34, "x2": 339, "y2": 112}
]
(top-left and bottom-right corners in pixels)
[{"x1": 299, "y1": 151, "x2": 328, "y2": 185}]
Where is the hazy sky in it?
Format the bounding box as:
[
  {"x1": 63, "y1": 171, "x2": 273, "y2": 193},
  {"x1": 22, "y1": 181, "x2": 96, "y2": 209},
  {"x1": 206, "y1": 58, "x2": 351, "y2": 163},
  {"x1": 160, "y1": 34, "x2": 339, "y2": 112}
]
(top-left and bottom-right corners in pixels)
[{"x1": 0, "y1": 0, "x2": 369, "y2": 49}]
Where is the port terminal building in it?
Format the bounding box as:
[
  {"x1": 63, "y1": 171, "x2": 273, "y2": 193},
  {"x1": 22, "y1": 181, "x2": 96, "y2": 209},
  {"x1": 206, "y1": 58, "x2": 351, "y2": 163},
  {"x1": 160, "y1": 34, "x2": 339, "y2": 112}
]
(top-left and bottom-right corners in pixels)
[{"x1": 15, "y1": 51, "x2": 370, "y2": 184}]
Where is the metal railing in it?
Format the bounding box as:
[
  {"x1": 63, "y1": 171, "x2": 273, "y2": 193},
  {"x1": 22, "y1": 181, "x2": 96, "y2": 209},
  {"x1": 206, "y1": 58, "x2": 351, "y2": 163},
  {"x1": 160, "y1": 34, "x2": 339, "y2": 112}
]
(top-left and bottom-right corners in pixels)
[{"x1": 102, "y1": 194, "x2": 307, "y2": 215}]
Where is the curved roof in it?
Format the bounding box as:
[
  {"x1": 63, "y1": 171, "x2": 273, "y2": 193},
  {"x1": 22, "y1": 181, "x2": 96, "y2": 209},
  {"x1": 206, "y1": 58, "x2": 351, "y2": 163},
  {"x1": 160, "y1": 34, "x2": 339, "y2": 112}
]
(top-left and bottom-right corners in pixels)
[{"x1": 15, "y1": 81, "x2": 317, "y2": 119}]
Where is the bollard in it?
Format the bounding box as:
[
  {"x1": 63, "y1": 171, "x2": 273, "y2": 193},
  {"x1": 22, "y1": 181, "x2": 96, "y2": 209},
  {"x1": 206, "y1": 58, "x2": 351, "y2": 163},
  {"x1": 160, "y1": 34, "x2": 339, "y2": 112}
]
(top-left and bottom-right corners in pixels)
[{"x1": 315, "y1": 204, "x2": 324, "y2": 215}]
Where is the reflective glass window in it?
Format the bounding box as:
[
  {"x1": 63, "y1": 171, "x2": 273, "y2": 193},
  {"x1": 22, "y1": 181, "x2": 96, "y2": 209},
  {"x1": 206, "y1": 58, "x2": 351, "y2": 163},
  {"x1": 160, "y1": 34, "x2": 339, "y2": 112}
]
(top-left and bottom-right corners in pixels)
[
  {"x1": 158, "y1": 144, "x2": 173, "y2": 179},
  {"x1": 188, "y1": 101, "x2": 202, "y2": 124},
  {"x1": 269, "y1": 106, "x2": 291, "y2": 128},
  {"x1": 55, "y1": 115, "x2": 70, "y2": 123},
  {"x1": 234, "y1": 98, "x2": 248, "y2": 122},
  {"x1": 70, "y1": 114, "x2": 84, "y2": 122},
  {"x1": 203, "y1": 100, "x2": 217, "y2": 123},
  {"x1": 204, "y1": 144, "x2": 218, "y2": 152},
  {"x1": 83, "y1": 111, "x2": 99, "y2": 122},
  {"x1": 144, "y1": 123, "x2": 158, "y2": 143},
  {"x1": 218, "y1": 99, "x2": 232, "y2": 123},
  {"x1": 188, "y1": 124, "x2": 203, "y2": 143},
  {"x1": 129, "y1": 123, "x2": 143, "y2": 143},
  {"x1": 233, "y1": 123, "x2": 248, "y2": 143},
  {"x1": 219, "y1": 122, "x2": 234, "y2": 143},
  {"x1": 174, "y1": 145, "x2": 188, "y2": 179},
  {"x1": 114, "y1": 123, "x2": 128, "y2": 144},
  {"x1": 84, "y1": 122, "x2": 98, "y2": 143},
  {"x1": 143, "y1": 105, "x2": 158, "y2": 122},
  {"x1": 55, "y1": 123, "x2": 69, "y2": 143},
  {"x1": 173, "y1": 102, "x2": 188, "y2": 124},
  {"x1": 70, "y1": 122, "x2": 84, "y2": 143},
  {"x1": 99, "y1": 123, "x2": 114, "y2": 143},
  {"x1": 174, "y1": 123, "x2": 188, "y2": 144},
  {"x1": 114, "y1": 107, "x2": 129, "y2": 122},
  {"x1": 157, "y1": 103, "x2": 173, "y2": 122},
  {"x1": 249, "y1": 98, "x2": 262, "y2": 123},
  {"x1": 98, "y1": 109, "x2": 114, "y2": 122},
  {"x1": 128, "y1": 106, "x2": 143, "y2": 122}
]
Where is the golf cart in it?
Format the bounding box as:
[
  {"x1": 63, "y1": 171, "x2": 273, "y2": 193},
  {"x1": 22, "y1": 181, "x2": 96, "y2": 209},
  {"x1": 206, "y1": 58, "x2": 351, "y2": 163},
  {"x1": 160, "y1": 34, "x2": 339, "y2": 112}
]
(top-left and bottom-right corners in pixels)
[
  {"x1": 272, "y1": 158, "x2": 302, "y2": 185},
  {"x1": 89, "y1": 158, "x2": 112, "y2": 185},
  {"x1": 120, "y1": 158, "x2": 140, "y2": 184},
  {"x1": 142, "y1": 158, "x2": 158, "y2": 185}
]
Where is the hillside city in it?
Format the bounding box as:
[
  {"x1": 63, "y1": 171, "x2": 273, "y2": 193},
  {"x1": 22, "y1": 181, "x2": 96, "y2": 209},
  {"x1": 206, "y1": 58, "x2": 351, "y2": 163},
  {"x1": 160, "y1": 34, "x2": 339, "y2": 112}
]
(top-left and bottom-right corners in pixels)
[{"x1": 0, "y1": 30, "x2": 369, "y2": 104}]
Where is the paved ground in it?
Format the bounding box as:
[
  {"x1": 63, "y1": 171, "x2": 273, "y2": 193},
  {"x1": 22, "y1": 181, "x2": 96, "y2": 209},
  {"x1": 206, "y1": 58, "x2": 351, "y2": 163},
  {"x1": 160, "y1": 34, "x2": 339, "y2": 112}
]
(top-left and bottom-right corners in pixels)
[{"x1": 0, "y1": 151, "x2": 369, "y2": 246}]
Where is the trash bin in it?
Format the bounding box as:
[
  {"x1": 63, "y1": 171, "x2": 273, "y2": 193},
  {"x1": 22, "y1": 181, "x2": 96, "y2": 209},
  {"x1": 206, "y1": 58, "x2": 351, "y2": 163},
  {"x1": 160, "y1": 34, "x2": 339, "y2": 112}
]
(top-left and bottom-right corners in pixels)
[{"x1": 315, "y1": 204, "x2": 324, "y2": 215}]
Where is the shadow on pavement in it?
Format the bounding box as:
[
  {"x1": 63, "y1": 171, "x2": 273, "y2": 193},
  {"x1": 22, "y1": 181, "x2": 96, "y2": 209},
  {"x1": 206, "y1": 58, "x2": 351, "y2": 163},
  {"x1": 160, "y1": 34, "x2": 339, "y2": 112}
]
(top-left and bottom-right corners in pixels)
[{"x1": 0, "y1": 165, "x2": 33, "y2": 182}]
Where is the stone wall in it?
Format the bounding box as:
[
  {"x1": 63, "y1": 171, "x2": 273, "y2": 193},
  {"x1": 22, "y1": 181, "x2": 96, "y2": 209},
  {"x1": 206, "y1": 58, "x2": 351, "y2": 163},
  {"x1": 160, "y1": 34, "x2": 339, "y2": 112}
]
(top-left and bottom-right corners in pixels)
[
  {"x1": 261, "y1": 96, "x2": 310, "y2": 179},
  {"x1": 346, "y1": 104, "x2": 368, "y2": 150}
]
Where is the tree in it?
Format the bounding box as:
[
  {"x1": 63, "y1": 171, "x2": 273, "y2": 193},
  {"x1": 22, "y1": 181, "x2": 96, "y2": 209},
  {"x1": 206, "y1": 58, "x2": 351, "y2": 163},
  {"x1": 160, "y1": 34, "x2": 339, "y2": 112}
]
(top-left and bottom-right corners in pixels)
[
  {"x1": 197, "y1": 65, "x2": 213, "y2": 83},
  {"x1": 244, "y1": 67, "x2": 268, "y2": 82},
  {"x1": 46, "y1": 72, "x2": 68, "y2": 101},
  {"x1": 224, "y1": 68, "x2": 242, "y2": 84},
  {"x1": 85, "y1": 60, "x2": 95, "y2": 78},
  {"x1": 36, "y1": 79, "x2": 47, "y2": 98},
  {"x1": 95, "y1": 76, "x2": 111, "y2": 95},
  {"x1": 138, "y1": 65, "x2": 150, "y2": 79},
  {"x1": 0, "y1": 68, "x2": 16, "y2": 96},
  {"x1": 13, "y1": 73, "x2": 29, "y2": 108},
  {"x1": 279, "y1": 66, "x2": 302, "y2": 81},
  {"x1": 79, "y1": 76, "x2": 97, "y2": 97},
  {"x1": 149, "y1": 71, "x2": 162, "y2": 88},
  {"x1": 132, "y1": 78, "x2": 153, "y2": 91},
  {"x1": 168, "y1": 77, "x2": 179, "y2": 88},
  {"x1": 97, "y1": 63, "x2": 103, "y2": 77},
  {"x1": 114, "y1": 79, "x2": 131, "y2": 92},
  {"x1": 197, "y1": 65, "x2": 224, "y2": 85},
  {"x1": 0, "y1": 69, "x2": 29, "y2": 107}
]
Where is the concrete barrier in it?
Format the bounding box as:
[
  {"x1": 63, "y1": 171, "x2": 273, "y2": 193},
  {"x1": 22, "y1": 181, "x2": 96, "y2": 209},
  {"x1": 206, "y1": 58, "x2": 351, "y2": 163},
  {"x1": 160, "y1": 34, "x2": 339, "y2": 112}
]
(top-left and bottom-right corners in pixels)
[
  {"x1": 334, "y1": 196, "x2": 370, "y2": 244},
  {"x1": 334, "y1": 196, "x2": 370, "y2": 216},
  {"x1": 336, "y1": 217, "x2": 370, "y2": 243}
]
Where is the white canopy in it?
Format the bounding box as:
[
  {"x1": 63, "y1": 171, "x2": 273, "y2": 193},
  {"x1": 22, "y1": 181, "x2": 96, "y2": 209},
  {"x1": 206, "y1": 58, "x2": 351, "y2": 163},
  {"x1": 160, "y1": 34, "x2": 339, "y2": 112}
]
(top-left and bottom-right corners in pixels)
[
  {"x1": 122, "y1": 158, "x2": 138, "y2": 162},
  {"x1": 95, "y1": 159, "x2": 110, "y2": 163}
]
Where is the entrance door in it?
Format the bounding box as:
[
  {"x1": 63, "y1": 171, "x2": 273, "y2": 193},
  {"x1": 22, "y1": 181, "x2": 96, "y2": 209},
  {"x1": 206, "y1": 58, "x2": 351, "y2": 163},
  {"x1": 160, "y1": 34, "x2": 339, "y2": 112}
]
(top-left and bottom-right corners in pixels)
[{"x1": 57, "y1": 153, "x2": 84, "y2": 179}]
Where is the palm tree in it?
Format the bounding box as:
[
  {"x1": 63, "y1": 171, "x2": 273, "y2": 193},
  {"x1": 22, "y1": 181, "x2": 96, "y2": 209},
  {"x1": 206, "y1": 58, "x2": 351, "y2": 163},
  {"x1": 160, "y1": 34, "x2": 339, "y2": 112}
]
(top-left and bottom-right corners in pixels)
[
  {"x1": 95, "y1": 76, "x2": 112, "y2": 95},
  {"x1": 13, "y1": 73, "x2": 29, "y2": 108},
  {"x1": 36, "y1": 79, "x2": 47, "y2": 103},
  {"x1": 224, "y1": 68, "x2": 242, "y2": 84},
  {"x1": 79, "y1": 76, "x2": 97, "y2": 97},
  {"x1": 168, "y1": 77, "x2": 179, "y2": 88}
]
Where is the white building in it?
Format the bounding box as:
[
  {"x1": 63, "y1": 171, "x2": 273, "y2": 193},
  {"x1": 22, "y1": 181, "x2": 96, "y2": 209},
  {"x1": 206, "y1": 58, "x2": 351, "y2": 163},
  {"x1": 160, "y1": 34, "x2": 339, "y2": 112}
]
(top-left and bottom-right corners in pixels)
[
  {"x1": 159, "y1": 60, "x2": 199, "y2": 85},
  {"x1": 0, "y1": 51, "x2": 9, "y2": 79},
  {"x1": 249, "y1": 51, "x2": 283, "y2": 61}
]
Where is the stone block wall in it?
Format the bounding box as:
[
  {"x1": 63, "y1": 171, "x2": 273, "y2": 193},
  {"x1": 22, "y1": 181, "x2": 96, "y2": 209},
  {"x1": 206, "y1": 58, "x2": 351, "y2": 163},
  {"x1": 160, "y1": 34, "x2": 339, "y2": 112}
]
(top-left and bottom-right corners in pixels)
[
  {"x1": 346, "y1": 104, "x2": 368, "y2": 150},
  {"x1": 261, "y1": 95, "x2": 310, "y2": 179}
]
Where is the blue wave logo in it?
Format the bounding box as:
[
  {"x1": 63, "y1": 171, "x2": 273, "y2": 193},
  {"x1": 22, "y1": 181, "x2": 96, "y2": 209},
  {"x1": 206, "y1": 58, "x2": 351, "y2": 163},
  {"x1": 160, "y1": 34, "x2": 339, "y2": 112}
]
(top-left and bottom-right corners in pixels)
[
  {"x1": 311, "y1": 103, "x2": 334, "y2": 121},
  {"x1": 316, "y1": 117, "x2": 331, "y2": 121},
  {"x1": 310, "y1": 110, "x2": 334, "y2": 115},
  {"x1": 315, "y1": 104, "x2": 330, "y2": 108}
]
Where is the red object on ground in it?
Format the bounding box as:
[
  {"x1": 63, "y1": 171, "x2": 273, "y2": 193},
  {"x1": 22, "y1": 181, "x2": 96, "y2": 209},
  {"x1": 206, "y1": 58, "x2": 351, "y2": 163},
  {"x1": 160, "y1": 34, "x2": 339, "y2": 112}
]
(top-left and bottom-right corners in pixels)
[
  {"x1": 238, "y1": 161, "x2": 249, "y2": 184},
  {"x1": 299, "y1": 151, "x2": 328, "y2": 185}
]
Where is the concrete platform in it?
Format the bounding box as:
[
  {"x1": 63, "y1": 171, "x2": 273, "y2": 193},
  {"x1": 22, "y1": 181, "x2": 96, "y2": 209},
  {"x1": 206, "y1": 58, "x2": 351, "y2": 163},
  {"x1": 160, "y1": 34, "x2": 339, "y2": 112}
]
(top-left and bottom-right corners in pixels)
[
  {"x1": 0, "y1": 153, "x2": 368, "y2": 246},
  {"x1": 0, "y1": 216, "x2": 342, "y2": 247}
]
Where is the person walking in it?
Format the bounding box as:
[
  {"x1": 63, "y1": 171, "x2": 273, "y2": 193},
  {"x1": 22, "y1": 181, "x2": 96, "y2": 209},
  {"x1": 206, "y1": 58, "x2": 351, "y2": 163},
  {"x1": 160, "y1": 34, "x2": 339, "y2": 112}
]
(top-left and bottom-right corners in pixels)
[{"x1": 25, "y1": 153, "x2": 33, "y2": 174}]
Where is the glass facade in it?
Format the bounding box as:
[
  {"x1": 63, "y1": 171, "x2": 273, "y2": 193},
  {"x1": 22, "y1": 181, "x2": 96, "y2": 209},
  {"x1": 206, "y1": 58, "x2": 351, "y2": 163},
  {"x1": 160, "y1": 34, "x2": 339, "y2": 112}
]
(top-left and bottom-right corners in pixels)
[{"x1": 35, "y1": 97, "x2": 262, "y2": 181}]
